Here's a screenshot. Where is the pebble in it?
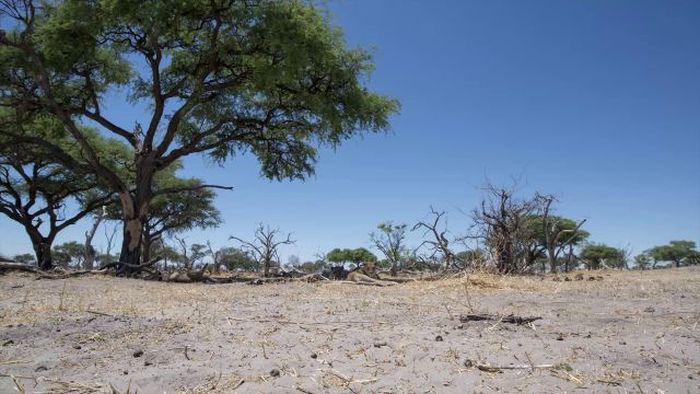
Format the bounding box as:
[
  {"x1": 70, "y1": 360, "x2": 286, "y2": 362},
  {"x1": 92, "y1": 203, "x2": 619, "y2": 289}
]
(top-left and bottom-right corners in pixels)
[
  {"x1": 270, "y1": 369, "x2": 280, "y2": 377},
  {"x1": 133, "y1": 350, "x2": 144, "y2": 358}
]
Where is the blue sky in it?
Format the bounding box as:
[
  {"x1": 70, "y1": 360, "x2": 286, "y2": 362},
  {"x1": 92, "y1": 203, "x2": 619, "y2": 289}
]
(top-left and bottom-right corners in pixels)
[{"x1": 1, "y1": 0, "x2": 698, "y2": 262}]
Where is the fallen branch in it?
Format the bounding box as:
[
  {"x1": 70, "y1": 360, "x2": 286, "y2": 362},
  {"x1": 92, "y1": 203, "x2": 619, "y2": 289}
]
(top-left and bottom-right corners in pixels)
[
  {"x1": 464, "y1": 359, "x2": 554, "y2": 372},
  {"x1": 0, "y1": 262, "x2": 38, "y2": 273},
  {"x1": 376, "y1": 275, "x2": 417, "y2": 283},
  {"x1": 86, "y1": 310, "x2": 114, "y2": 317},
  {"x1": 226, "y1": 317, "x2": 399, "y2": 326},
  {"x1": 337, "y1": 280, "x2": 396, "y2": 287},
  {"x1": 37, "y1": 269, "x2": 110, "y2": 280},
  {"x1": 460, "y1": 313, "x2": 542, "y2": 325}
]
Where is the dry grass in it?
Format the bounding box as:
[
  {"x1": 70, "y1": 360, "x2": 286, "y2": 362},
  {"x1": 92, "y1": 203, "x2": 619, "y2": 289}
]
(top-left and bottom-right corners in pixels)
[
  {"x1": 1, "y1": 267, "x2": 698, "y2": 393},
  {"x1": 0, "y1": 268, "x2": 693, "y2": 327}
]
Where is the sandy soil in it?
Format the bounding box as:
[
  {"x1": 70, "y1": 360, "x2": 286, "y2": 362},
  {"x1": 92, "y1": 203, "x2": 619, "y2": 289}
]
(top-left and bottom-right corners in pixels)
[{"x1": 0, "y1": 267, "x2": 698, "y2": 393}]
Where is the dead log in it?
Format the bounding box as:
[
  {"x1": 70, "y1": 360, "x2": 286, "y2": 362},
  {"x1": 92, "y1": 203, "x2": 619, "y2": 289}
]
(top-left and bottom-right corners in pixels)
[
  {"x1": 459, "y1": 313, "x2": 542, "y2": 325},
  {"x1": 37, "y1": 269, "x2": 111, "y2": 279},
  {"x1": 0, "y1": 262, "x2": 38, "y2": 273},
  {"x1": 376, "y1": 275, "x2": 417, "y2": 283}
]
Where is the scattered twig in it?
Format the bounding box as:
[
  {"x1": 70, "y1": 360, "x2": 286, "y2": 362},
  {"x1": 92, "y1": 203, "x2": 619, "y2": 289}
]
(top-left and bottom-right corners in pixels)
[
  {"x1": 231, "y1": 378, "x2": 244, "y2": 390},
  {"x1": 86, "y1": 310, "x2": 114, "y2": 317},
  {"x1": 597, "y1": 378, "x2": 623, "y2": 386}
]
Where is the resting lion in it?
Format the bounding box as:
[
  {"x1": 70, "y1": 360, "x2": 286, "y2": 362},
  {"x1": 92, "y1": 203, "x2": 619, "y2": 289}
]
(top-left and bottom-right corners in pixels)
[{"x1": 346, "y1": 261, "x2": 397, "y2": 286}]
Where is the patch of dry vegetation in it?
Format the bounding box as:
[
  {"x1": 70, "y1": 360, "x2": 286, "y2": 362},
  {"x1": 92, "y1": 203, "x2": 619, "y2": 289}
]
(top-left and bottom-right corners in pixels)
[{"x1": 0, "y1": 268, "x2": 698, "y2": 393}]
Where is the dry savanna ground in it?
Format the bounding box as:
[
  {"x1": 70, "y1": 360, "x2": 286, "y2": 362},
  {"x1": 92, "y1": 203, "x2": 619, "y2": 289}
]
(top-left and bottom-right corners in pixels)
[{"x1": 0, "y1": 267, "x2": 698, "y2": 393}]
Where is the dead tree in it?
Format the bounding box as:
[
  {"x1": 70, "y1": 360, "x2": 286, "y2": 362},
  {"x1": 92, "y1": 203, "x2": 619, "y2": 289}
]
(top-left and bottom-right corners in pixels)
[
  {"x1": 230, "y1": 224, "x2": 295, "y2": 277},
  {"x1": 412, "y1": 207, "x2": 461, "y2": 271},
  {"x1": 471, "y1": 184, "x2": 542, "y2": 274}
]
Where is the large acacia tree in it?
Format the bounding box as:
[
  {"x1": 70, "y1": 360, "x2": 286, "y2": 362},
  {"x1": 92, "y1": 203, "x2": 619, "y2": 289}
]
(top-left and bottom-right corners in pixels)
[
  {"x1": 0, "y1": 0, "x2": 399, "y2": 266},
  {"x1": 0, "y1": 125, "x2": 122, "y2": 269}
]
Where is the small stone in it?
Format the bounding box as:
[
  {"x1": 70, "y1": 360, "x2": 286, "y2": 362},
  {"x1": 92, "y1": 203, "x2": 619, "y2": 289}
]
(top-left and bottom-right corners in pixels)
[
  {"x1": 123, "y1": 371, "x2": 128, "y2": 375},
  {"x1": 144, "y1": 361, "x2": 153, "y2": 366},
  {"x1": 73, "y1": 344, "x2": 82, "y2": 349},
  {"x1": 310, "y1": 353, "x2": 317, "y2": 359},
  {"x1": 464, "y1": 359, "x2": 474, "y2": 368},
  {"x1": 643, "y1": 306, "x2": 655, "y2": 313},
  {"x1": 556, "y1": 334, "x2": 564, "y2": 341},
  {"x1": 270, "y1": 368, "x2": 280, "y2": 377},
  {"x1": 373, "y1": 341, "x2": 388, "y2": 348},
  {"x1": 2, "y1": 339, "x2": 14, "y2": 346},
  {"x1": 564, "y1": 276, "x2": 571, "y2": 282},
  {"x1": 35, "y1": 365, "x2": 48, "y2": 372},
  {"x1": 133, "y1": 350, "x2": 144, "y2": 358},
  {"x1": 435, "y1": 335, "x2": 444, "y2": 342}
]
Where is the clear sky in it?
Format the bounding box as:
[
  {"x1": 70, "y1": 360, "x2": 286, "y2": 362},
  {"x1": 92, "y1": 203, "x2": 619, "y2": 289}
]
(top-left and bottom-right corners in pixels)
[{"x1": 1, "y1": 0, "x2": 698, "y2": 262}]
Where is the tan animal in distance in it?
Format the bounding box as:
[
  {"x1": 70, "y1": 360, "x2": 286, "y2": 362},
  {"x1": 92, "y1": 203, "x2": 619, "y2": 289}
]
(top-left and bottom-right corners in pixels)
[{"x1": 346, "y1": 261, "x2": 397, "y2": 286}]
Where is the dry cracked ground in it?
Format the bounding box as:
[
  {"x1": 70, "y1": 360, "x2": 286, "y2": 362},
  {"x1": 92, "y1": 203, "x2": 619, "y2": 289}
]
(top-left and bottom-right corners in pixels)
[{"x1": 0, "y1": 267, "x2": 698, "y2": 393}]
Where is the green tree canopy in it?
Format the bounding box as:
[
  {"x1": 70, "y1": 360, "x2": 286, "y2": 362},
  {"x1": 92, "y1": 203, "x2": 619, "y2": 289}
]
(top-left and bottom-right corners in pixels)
[
  {"x1": 217, "y1": 247, "x2": 257, "y2": 271},
  {"x1": 634, "y1": 252, "x2": 652, "y2": 270},
  {"x1": 12, "y1": 253, "x2": 36, "y2": 265},
  {"x1": 580, "y1": 244, "x2": 626, "y2": 270},
  {"x1": 327, "y1": 247, "x2": 377, "y2": 266},
  {"x1": 0, "y1": 122, "x2": 124, "y2": 269},
  {"x1": 526, "y1": 215, "x2": 590, "y2": 248},
  {"x1": 371, "y1": 222, "x2": 408, "y2": 275},
  {"x1": 0, "y1": 0, "x2": 399, "y2": 266},
  {"x1": 52, "y1": 241, "x2": 85, "y2": 268},
  {"x1": 647, "y1": 241, "x2": 699, "y2": 267}
]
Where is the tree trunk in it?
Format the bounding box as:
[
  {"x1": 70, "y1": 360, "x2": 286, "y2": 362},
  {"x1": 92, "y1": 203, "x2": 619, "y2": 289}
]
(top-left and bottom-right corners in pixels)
[
  {"x1": 142, "y1": 238, "x2": 152, "y2": 266},
  {"x1": 263, "y1": 259, "x2": 270, "y2": 277},
  {"x1": 27, "y1": 227, "x2": 54, "y2": 270},
  {"x1": 34, "y1": 240, "x2": 53, "y2": 270},
  {"x1": 117, "y1": 192, "x2": 147, "y2": 268},
  {"x1": 117, "y1": 161, "x2": 155, "y2": 270},
  {"x1": 548, "y1": 247, "x2": 557, "y2": 274},
  {"x1": 564, "y1": 245, "x2": 574, "y2": 272},
  {"x1": 83, "y1": 208, "x2": 105, "y2": 270}
]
